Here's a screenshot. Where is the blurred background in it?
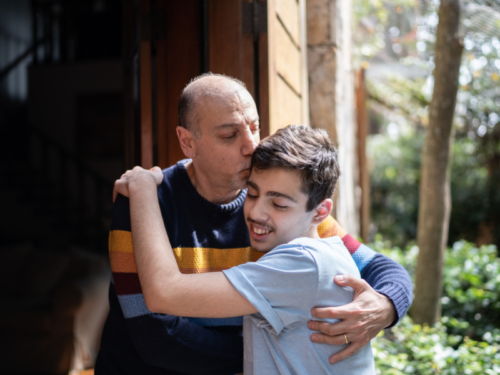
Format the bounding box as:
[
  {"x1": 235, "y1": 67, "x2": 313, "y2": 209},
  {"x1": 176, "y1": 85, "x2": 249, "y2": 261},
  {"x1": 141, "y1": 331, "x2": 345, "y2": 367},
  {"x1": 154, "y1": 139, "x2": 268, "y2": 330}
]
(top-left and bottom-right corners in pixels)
[
  {"x1": 0, "y1": 0, "x2": 499, "y2": 373},
  {"x1": 354, "y1": 0, "x2": 500, "y2": 373},
  {"x1": 357, "y1": 0, "x2": 500, "y2": 249}
]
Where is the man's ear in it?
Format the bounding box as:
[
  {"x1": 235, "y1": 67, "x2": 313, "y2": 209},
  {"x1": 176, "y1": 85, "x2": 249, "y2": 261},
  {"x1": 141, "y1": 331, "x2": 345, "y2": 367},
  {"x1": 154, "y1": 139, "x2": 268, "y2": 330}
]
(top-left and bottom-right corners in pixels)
[
  {"x1": 176, "y1": 126, "x2": 196, "y2": 158},
  {"x1": 312, "y1": 199, "x2": 333, "y2": 224}
]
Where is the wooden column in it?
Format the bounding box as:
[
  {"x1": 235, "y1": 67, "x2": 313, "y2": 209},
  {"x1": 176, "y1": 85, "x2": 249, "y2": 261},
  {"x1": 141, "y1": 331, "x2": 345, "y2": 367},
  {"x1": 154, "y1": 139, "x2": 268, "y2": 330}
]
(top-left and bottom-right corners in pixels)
[
  {"x1": 163, "y1": 2, "x2": 202, "y2": 167},
  {"x1": 139, "y1": 0, "x2": 153, "y2": 169},
  {"x1": 208, "y1": 0, "x2": 244, "y2": 79},
  {"x1": 123, "y1": 0, "x2": 139, "y2": 169},
  {"x1": 156, "y1": 0, "x2": 168, "y2": 169}
]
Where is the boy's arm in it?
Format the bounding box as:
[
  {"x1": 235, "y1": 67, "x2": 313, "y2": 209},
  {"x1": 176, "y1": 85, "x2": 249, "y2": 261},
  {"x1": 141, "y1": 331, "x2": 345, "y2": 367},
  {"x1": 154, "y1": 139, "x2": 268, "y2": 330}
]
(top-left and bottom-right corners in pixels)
[
  {"x1": 109, "y1": 194, "x2": 248, "y2": 374},
  {"x1": 128, "y1": 172, "x2": 257, "y2": 318},
  {"x1": 313, "y1": 216, "x2": 412, "y2": 364}
]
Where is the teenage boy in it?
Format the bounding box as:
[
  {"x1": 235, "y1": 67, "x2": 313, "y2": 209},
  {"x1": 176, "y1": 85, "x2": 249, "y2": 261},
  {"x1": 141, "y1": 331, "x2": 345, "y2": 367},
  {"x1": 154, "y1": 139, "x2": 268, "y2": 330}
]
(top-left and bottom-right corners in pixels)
[{"x1": 117, "y1": 125, "x2": 376, "y2": 374}]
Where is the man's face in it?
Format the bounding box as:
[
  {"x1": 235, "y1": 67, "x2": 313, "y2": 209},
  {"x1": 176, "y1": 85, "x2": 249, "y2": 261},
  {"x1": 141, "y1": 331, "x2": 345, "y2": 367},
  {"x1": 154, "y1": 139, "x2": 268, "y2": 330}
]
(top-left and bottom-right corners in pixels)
[
  {"x1": 243, "y1": 168, "x2": 316, "y2": 252},
  {"x1": 192, "y1": 88, "x2": 260, "y2": 190}
]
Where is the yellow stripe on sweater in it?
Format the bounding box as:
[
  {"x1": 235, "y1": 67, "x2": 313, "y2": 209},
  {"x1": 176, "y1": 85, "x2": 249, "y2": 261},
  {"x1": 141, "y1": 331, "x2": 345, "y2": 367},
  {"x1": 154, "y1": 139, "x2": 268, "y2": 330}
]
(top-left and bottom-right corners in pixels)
[
  {"x1": 172, "y1": 246, "x2": 264, "y2": 270},
  {"x1": 109, "y1": 230, "x2": 134, "y2": 253},
  {"x1": 109, "y1": 215, "x2": 346, "y2": 274},
  {"x1": 109, "y1": 230, "x2": 264, "y2": 273}
]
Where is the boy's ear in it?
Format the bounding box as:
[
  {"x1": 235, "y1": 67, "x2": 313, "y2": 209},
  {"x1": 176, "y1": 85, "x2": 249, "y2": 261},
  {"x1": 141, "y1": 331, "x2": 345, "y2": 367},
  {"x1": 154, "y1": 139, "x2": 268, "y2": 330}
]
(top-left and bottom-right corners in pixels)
[
  {"x1": 312, "y1": 199, "x2": 333, "y2": 224},
  {"x1": 177, "y1": 126, "x2": 196, "y2": 158}
]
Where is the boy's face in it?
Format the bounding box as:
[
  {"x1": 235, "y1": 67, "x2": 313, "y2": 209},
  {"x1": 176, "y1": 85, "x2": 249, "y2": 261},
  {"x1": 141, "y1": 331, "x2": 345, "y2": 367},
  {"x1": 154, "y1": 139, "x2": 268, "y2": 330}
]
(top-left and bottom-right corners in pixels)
[{"x1": 243, "y1": 167, "x2": 317, "y2": 252}]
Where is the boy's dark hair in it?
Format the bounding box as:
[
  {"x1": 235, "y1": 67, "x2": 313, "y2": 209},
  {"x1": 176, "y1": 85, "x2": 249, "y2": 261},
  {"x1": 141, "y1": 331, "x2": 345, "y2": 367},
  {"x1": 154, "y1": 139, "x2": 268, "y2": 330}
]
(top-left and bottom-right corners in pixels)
[{"x1": 251, "y1": 125, "x2": 340, "y2": 211}]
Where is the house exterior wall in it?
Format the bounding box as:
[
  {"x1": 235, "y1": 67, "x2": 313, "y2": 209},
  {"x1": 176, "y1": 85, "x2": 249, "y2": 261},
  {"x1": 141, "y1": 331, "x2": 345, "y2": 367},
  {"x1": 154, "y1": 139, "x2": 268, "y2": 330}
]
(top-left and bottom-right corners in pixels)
[
  {"x1": 267, "y1": 0, "x2": 309, "y2": 132},
  {"x1": 306, "y1": 0, "x2": 360, "y2": 236}
]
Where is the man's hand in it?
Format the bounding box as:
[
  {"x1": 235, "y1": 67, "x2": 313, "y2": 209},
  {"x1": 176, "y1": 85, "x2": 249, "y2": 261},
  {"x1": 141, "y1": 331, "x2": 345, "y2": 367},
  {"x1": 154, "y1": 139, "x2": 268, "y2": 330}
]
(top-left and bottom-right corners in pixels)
[
  {"x1": 113, "y1": 166, "x2": 164, "y2": 202},
  {"x1": 308, "y1": 274, "x2": 396, "y2": 364}
]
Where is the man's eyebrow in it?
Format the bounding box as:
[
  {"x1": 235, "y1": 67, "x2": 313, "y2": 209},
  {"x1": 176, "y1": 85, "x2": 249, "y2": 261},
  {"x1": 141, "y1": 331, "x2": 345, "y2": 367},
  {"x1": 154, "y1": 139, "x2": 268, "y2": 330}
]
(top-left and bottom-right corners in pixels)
[
  {"x1": 246, "y1": 180, "x2": 259, "y2": 191},
  {"x1": 214, "y1": 123, "x2": 240, "y2": 130},
  {"x1": 214, "y1": 118, "x2": 260, "y2": 130},
  {"x1": 267, "y1": 191, "x2": 297, "y2": 202}
]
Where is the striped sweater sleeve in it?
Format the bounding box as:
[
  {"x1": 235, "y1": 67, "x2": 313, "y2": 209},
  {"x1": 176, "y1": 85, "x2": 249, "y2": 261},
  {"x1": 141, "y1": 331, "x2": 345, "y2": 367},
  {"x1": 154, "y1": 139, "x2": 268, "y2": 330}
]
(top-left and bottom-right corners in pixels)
[
  {"x1": 108, "y1": 195, "x2": 244, "y2": 374},
  {"x1": 318, "y1": 216, "x2": 412, "y2": 326}
]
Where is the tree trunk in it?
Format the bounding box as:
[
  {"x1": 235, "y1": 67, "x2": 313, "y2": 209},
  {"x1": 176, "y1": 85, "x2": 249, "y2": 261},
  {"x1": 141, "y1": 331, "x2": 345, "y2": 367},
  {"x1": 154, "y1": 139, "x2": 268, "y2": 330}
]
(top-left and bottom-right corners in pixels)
[{"x1": 412, "y1": 0, "x2": 464, "y2": 326}]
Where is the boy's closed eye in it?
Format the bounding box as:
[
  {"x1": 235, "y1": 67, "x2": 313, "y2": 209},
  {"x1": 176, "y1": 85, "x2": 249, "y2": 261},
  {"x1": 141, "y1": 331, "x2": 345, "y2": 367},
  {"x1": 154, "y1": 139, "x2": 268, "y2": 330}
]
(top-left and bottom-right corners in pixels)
[{"x1": 272, "y1": 201, "x2": 288, "y2": 210}]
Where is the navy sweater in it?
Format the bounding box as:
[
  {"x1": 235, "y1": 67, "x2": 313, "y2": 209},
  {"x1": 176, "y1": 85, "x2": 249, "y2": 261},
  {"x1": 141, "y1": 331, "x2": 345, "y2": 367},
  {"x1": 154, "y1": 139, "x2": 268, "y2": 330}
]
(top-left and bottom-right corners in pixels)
[{"x1": 95, "y1": 160, "x2": 412, "y2": 375}]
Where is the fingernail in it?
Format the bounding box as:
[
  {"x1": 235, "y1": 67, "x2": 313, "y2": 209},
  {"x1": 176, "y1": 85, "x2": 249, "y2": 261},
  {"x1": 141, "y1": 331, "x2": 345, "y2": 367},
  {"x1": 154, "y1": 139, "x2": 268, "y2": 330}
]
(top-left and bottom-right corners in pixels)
[
  {"x1": 335, "y1": 275, "x2": 345, "y2": 282},
  {"x1": 308, "y1": 322, "x2": 313, "y2": 329},
  {"x1": 311, "y1": 335, "x2": 318, "y2": 342},
  {"x1": 330, "y1": 358, "x2": 336, "y2": 364}
]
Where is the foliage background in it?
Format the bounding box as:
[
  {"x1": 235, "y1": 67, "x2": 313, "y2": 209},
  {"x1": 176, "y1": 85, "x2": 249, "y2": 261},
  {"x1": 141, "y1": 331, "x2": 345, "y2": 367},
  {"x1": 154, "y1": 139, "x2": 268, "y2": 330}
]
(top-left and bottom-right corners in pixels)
[
  {"x1": 355, "y1": 0, "x2": 500, "y2": 247},
  {"x1": 355, "y1": 0, "x2": 500, "y2": 372}
]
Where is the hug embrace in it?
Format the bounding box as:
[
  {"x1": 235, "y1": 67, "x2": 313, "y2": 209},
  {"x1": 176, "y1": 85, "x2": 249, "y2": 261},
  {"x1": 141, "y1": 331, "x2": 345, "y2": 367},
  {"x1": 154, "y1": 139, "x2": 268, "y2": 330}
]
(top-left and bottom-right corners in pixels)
[{"x1": 95, "y1": 74, "x2": 412, "y2": 375}]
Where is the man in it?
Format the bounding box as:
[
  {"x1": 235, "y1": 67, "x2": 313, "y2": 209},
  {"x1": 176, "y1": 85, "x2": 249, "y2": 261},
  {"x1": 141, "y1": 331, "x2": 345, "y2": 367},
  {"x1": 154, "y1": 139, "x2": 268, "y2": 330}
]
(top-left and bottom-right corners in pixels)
[{"x1": 95, "y1": 74, "x2": 412, "y2": 374}]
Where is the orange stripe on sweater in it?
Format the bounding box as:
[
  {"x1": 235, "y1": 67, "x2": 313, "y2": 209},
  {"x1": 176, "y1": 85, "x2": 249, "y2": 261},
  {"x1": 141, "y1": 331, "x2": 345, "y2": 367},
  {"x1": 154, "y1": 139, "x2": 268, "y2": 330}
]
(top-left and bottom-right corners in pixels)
[
  {"x1": 318, "y1": 215, "x2": 347, "y2": 239},
  {"x1": 110, "y1": 251, "x2": 137, "y2": 273}
]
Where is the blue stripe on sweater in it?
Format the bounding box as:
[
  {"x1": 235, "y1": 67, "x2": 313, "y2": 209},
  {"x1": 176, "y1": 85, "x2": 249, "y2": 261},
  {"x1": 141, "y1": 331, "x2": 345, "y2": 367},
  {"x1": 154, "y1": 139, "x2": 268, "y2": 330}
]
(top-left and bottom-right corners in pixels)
[
  {"x1": 352, "y1": 244, "x2": 377, "y2": 272},
  {"x1": 117, "y1": 293, "x2": 244, "y2": 326},
  {"x1": 118, "y1": 294, "x2": 151, "y2": 318},
  {"x1": 187, "y1": 317, "x2": 243, "y2": 327}
]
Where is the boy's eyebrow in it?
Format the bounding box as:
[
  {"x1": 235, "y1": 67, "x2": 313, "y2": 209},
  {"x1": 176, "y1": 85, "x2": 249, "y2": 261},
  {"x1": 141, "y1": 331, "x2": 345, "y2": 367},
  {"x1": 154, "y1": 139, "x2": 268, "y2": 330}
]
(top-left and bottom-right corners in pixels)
[
  {"x1": 267, "y1": 191, "x2": 297, "y2": 202},
  {"x1": 247, "y1": 180, "x2": 296, "y2": 202},
  {"x1": 246, "y1": 180, "x2": 259, "y2": 191}
]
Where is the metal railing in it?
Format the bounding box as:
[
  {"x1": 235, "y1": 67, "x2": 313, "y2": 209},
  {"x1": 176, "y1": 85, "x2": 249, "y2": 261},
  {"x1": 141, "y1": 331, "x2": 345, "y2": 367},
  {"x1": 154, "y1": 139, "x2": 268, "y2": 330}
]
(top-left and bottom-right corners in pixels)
[{"x1": 0, "y1": 38, "x2": 45, "y2": 81}]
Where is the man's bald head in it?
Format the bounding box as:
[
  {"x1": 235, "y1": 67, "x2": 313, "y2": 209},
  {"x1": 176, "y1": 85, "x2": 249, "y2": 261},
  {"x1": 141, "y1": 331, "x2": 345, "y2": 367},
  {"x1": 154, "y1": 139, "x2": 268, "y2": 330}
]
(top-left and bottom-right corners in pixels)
[{"x1": 178, "y1": 73, "x2": 251, "y2": 136}]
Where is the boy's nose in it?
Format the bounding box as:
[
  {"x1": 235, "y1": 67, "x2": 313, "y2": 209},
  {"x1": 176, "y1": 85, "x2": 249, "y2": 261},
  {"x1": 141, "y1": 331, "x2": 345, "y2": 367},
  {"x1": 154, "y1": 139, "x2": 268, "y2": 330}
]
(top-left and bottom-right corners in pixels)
[{"x1": 248, "y1": 200, "x2": 269, "y2": 222}]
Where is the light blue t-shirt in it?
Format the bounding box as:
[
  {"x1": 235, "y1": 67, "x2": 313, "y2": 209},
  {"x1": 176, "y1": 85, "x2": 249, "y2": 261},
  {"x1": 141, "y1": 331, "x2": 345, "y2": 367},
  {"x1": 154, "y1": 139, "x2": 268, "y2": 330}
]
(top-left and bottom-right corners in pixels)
[{"x1": 223, "y1": 236, "x2": 376, "y2": 375}]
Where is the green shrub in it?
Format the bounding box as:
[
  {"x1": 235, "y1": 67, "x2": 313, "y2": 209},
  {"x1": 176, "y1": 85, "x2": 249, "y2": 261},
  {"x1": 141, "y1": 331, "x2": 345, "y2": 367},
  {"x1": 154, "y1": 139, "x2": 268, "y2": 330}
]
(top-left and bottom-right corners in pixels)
[
  {"x1": 372, "y1": 240, "x2": 500, "y2": 373},
  {"x1": 373, "y1": 317, "x2": 500, "y2": 374},
  {"x1": 441, "y1": 241, "x2": 500, "y2": 340},
  {"x1": 376, "y1": 239, "x2": 500, "y2": 338}
]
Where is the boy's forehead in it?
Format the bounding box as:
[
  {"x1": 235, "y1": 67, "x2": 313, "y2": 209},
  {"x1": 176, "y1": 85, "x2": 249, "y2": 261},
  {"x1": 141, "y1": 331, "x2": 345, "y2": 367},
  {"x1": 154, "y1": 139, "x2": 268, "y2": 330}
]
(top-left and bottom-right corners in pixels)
[{"x1": 248, "y1": 167, "x2": 305, "y2": 197}]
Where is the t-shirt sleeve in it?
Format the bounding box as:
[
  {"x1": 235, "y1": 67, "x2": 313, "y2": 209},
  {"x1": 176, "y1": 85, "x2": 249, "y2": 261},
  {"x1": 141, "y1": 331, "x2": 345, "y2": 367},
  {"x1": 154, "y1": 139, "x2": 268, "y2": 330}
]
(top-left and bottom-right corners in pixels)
[{"x1": 223, "y1": 246, "x2": 318, "y2": 335}]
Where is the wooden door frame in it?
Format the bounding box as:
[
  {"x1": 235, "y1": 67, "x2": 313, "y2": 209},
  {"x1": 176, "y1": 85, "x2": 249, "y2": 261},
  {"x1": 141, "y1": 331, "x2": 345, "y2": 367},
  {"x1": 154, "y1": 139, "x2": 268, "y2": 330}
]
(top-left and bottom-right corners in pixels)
[{"x1": 125, "y1": 0, "x2": 272, "y2": 169}]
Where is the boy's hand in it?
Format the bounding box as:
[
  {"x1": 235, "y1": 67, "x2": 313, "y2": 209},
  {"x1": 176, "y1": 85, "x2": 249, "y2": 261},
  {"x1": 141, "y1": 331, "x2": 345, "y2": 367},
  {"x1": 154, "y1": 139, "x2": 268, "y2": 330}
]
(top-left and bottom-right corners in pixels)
[
  {"x1": 308, "y1": 274, "x2": 396, "y2": 364},
  {"x1": 113, "y1": 166, "x2": 164, "y2": 202}
]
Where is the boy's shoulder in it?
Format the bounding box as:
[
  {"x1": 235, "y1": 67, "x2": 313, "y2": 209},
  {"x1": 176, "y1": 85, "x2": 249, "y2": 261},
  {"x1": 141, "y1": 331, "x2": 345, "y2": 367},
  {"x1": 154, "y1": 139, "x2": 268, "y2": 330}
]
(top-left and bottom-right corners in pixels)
[
  {"x1": 281, "y1": 236, "x2": 351, "y2": 261},
  {"x1": 276, "y1": 236, "x2": 360, "y2": 278}
]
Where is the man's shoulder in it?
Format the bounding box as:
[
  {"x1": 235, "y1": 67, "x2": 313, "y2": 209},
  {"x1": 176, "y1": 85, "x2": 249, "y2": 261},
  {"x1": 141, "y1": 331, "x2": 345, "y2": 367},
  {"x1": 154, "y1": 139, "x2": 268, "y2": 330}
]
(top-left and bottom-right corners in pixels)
[
  {"x1": 160, "y1": 159, "x2": 189, "y2": 186},
  {"x1": 157, "y1": 159, "x2": 190, "y2": 204}
]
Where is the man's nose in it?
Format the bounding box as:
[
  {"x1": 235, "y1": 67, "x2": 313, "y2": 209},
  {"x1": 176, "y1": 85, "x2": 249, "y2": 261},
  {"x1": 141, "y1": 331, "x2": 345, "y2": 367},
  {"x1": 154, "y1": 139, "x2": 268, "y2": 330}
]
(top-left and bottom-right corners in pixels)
[{"x1": 241, "y1": 128, "x2": 258, "y2": 157}]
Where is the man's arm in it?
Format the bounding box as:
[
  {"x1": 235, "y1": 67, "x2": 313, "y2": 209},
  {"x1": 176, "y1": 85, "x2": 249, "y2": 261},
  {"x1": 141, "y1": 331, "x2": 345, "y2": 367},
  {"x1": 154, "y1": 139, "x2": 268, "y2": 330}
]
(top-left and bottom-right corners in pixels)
[
  {"x1": 312, "y1": 216, "x2": 412, "y2": 364},
  {"x1": 108, "y1": 195, "x2": 246, "y2": 374}
]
